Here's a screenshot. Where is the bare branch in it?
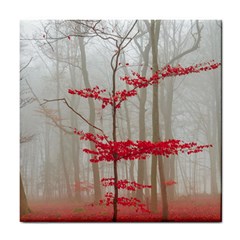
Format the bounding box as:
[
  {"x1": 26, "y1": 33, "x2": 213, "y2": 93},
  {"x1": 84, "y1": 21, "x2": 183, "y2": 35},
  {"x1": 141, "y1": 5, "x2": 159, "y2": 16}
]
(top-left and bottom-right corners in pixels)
[
  {"x1": 20, "y1": 57, "x2": 33, "y2": 73},
  {"x1": 20, "y1": 96, "x2": 35, "y2": 108},
  {"x1": 25, "y1": 80, "x2": 73, "y2": 134},
  {"x1": 167, "y1": 20, "x2": 203, "y2": 66},
  {"x1": 41, "y1": 98, "x2": 107, "y2": 136},
  {"x1": 72, "y1": 20, "x2": 134, "y2": 42},
  {"x1": 20, "y1": 134, "x2": 34, "y2": 144},
  {"x1": 110, "y1": 20, "x2": 138, "y2": 71}
]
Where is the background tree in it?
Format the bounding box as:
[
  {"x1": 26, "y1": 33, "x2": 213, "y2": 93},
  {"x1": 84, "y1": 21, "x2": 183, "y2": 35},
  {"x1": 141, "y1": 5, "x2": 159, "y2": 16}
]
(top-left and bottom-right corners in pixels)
[{"x1": 20, "y1": 56, "x2": 34, "y2": 216}]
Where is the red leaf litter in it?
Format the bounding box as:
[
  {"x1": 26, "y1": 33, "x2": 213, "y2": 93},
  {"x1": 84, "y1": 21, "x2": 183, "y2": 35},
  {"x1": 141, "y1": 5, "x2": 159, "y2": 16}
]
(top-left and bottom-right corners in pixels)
[{"x1": 20, "y1": 195, "x2": 221, "y2": 222}]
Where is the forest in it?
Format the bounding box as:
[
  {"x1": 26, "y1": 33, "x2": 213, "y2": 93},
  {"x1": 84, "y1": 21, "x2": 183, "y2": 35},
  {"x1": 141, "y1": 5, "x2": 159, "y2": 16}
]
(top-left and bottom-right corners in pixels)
[{"x1": 20, "y1": 20, "x2": 221, "y2": 222}]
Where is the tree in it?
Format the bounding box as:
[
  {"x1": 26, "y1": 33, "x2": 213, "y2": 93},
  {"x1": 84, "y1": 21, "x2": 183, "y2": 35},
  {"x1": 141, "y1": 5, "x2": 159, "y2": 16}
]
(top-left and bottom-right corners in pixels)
[
  {"x1": 134, "y1": 21, "x2": 151, "y2": 202},
  {"x1": 43, "y1": 56, "x2": 220, "y2": 221},
  {"x1": 150, "y1": 19, "x2": 169, "y2": 219},
  {"x1": 78, "y1": 36, "x2": 102, "y2": 203},
  {"x1": 160, "y1": 20, "x2": 203, "y2": 200},
  {"x1": 20, "y1": 132, "x2": 32, "y2": 217},
  {"x1": 20, "y1": 60, "x2": 34, "y2": 216},
  {"x1": 20, "y1": 173, "x2": 31, "y2": 216}
]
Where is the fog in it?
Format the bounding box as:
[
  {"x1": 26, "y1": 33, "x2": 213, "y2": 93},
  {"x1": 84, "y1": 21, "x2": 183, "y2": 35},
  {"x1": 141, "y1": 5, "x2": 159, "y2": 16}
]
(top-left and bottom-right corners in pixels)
[{"x1": 20, "y1": 20, "x2": 221, "y2": 222}]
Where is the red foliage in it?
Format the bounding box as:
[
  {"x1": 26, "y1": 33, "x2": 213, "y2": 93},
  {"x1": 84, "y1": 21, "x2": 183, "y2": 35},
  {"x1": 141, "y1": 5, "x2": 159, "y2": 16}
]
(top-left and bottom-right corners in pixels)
[
  {"x1": 120, "y1": 61, "x2": 221, "y2": 88},
  {"x1": 68, "y1": 62, "x2": 221, "y2": 110},
  {"x1": 73, "y1": 181, "x2": 94, "y2": 192},
  {"x1": 164, "y1": 180, "x2": 177, "y2": 186},
  {"x1": 68, "y1": 86, "x2": 106, "y2": 99},
  {"x1": 101, "y1": 178, "x2": 151, "y2": 191},
  {"x1": 68, "y1": 86, "x2": 137, "y2": 109},
  {"x1": 73, "y1": 129, "x2": 212, "y2": 163},
  {"x1": 99, "y1": 192, "x2": 150, "y2": 213}
]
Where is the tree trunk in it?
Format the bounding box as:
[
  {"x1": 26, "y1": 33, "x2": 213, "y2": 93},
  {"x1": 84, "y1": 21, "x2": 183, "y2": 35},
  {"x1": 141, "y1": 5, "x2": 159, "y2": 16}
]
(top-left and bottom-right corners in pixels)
[
  {"x1": 123, "y1": 100, "x2": 135, "y2": 183},
  {"x1": 150, "y1": 20, "x2": 160, "y2": 213},
  {"x1": 158, "y1": 156, "x2": 168, "y2": 220},
  {"x1": 68, "y1": 44, "x2": 81, "y2": 201},
  {"x1": 79, "y1": 37, "x2": 102, "y2": 203},
  {"x1": 163, "y1": 79, "x2": 175, "y2": 200},
  {"x1": 55, "y1": 35, "x2": 73, "y2": 200},
  {"x1": 20, "y1": 174, "x2": 30, "y2": 217},
  {"x1": 208, "y1": 110, "x2": 218, "y2": 195},
  {"x1": 150, "y1": 20, "x2": 169, "y2": 220},
  {"x1": 43, "y1": 126, "x2": 51, "y2": 200},
  {"x1": 112, "y1": 53, "x2": 119, "y2": 222},
  {"x1": 136, "y1": 42, "x2": 150, "y2": 201},
  {"x1": 71, "y1": 120, "x2": 81, "y2": 201}
]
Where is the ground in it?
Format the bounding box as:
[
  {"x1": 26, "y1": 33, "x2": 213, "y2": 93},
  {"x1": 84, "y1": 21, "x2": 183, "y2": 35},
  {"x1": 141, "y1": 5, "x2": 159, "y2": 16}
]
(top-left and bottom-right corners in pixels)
[{"x1": 20, "y1": 195, "x2": 221, "y2": 222}]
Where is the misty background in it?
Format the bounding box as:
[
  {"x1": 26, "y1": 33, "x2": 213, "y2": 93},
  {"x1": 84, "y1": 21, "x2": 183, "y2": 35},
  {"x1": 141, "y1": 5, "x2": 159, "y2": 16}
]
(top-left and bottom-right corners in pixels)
[{"x1": 20, "y1": 20, "x2": 221, "y2": 205}]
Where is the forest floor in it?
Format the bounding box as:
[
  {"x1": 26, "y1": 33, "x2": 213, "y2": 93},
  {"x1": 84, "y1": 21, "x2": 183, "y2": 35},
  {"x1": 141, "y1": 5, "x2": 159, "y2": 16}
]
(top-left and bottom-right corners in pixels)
[{"x1": 20, "y1": 195, "x2": 221, "y2": 222}]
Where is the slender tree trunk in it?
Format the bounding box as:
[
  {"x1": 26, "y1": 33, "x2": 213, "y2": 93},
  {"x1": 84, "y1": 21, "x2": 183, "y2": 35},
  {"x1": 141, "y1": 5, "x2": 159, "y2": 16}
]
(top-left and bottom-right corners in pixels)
[
  {"x1": 122, "y1": 101, "x2": 133, "y2": 199},
  {"x1": 208, "y1": 110, "x2": 218, "y2": 195},
  {"x1": 209, "y1": 68, "x2": 221, "y2": 196},
  {"x1": 150, "y1": 20, "x2": 160, "y2": 213},
  {"x1": 164, "y1": 79, "x2": 175, "y2": 200},
  {"x1": 79, "y1": 37, "x2": 102, "y2": 203},
  {"x1": 121, "y1": 57, "x2": 135, "y2": 184},
  {"x1": 43, "y1": 125, "x2": 51, "y2": 200},
  {"x1": 136, "y1": 94, "x2": 146, "y2": 201},
  {"x1": 55, "y1": 36, "x2": 73, "y2": 200},
  {"x1": 136, "y1": 98, "x2": 146, "y2": 201},
  {"x1": 71, "y1": 119, "x2": 81, "y2": 201},
  {"x1": 111, "y1": 48, "x2": 120, "y2": 221},
  {"x1": 150, "y1": 20, "x2": 168, "y2": 220},
  {"x1": 68, "y1": 45, "x2": 81, "y2": 201},
  {"x1": 177, "y1": 158, "x2": 189, "y2": 195},
  {"x1": 158, "y1": 155, "x2": 168, "y2": 219},
  {"x1": 123, "y1": 101, "x2": 135, "y2": 183},
  {"x1": 70, "y1": 98, "x2": 81, "y2": 201},
  {"x1": 136, "y1": 43, "x2": 150, "y2": 201},
  {"x1": 112, "y1": 82, "x2": 118, "y2": 222}
]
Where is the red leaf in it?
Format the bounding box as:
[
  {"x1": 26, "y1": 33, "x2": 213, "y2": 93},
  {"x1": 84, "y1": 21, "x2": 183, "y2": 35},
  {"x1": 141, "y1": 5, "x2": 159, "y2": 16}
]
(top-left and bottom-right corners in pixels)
[
  {"x1": 68, "y1": 89, "x2": 76, "y2": 94},
  {"x1": 164, "y1": 180, "x2": 177, "y2": 186}
]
